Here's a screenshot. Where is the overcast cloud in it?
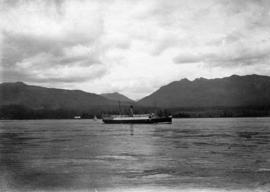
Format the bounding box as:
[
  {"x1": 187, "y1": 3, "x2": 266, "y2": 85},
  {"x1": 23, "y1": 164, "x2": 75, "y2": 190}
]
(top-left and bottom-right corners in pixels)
[{"x1": 1, "y1": 0, "x2": 270, "y2": 99}]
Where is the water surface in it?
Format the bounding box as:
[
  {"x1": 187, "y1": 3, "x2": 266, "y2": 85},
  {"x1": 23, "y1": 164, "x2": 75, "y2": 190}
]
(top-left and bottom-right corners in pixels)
[{"x1": 0, "y1": 118, "x2": 270, "y2": 191}]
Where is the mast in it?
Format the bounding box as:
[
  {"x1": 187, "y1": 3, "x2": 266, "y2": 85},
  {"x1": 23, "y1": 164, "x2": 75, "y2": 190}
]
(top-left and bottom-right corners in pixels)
[
  {"x1": 118, "y1": 100, "x2": 121, "y2": 115},
  {"x1": 130, "y1": 105, "x2": 134, "y2": 117}
]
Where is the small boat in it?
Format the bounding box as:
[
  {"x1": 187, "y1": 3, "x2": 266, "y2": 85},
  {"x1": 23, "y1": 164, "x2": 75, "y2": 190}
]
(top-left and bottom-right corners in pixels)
[{"x1": 102, "y1": 105, "x2": 172, "y2": 124}]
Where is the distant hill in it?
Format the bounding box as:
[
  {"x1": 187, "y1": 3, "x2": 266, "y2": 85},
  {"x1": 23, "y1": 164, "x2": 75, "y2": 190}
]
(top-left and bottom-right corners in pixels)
[
  {"x1": 1, "y1": 74, "x2": 270, "y2": 119},
  {"x1": 0, "y1": 82, "x2": 116, "y2": 111},
  {"x1": 138, "y1": 74, "x2": 270, "y2": 108},
  {"x1": 101, "y1": 92, "x2": 134, "y2": 103}
]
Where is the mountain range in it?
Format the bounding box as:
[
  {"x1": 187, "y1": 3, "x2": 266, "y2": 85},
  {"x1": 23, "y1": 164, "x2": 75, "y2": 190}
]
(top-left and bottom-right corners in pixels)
[
  {"x1": 100, "y1": 92, "x2": 134, "y2": 103},
  {"x1": 137, "y1": 74, "x2": 270, "y2": 108},
  {"x1": 1, "y1": 74, "x2": 270, "y2": 118},
  {"x1": 0, "y1": 82, "x2": 116, "y2": 111}
]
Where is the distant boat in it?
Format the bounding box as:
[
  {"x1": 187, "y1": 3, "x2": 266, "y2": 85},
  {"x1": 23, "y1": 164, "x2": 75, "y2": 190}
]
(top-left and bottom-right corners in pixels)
[
  {"x1": 74, "y1": 116, "x2": 81, "y2": 119},
  {"x1": 102, "y1": 114, "x2": 172, "y2": 124},
  {"x1": 102, "y1": 105, "x2": 172, "y2": 124},
  {"x1": 93, "y1": 116, "x2": 98, "y2": 121}
]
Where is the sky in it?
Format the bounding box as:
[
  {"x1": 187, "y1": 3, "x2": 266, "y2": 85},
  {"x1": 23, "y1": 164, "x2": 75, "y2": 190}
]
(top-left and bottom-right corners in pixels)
[{"x1": 1, "y1": 0, "x2": 270, "y2": 99}]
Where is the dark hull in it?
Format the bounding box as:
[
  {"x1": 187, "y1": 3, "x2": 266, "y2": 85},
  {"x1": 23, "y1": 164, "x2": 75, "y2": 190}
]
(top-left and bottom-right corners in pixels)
[{"x1": 102, "y1": 117, "x2": 172, "y2": 124}]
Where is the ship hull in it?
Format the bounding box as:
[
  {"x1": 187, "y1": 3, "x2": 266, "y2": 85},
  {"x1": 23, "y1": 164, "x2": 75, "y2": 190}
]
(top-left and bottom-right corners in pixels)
[{"x1": 102, "y1": 116, "x2": 172, "y2": 124}]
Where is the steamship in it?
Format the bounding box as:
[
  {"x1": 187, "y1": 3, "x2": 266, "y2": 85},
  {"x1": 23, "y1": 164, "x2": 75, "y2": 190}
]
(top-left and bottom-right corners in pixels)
[{"x1": 102, "y1": 105, "x2": 172, "y2": 124}]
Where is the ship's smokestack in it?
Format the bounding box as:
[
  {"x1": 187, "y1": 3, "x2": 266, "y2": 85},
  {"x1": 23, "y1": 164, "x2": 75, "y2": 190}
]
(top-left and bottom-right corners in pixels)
[{"x1": 130, "y1": 105, "x2": 134, "y2": 117}]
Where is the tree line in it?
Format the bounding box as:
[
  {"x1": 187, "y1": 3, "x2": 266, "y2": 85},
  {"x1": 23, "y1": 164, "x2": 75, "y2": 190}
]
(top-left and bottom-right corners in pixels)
[{"x1": 1, "y1": 104, "x2": 270, "y2": 119}]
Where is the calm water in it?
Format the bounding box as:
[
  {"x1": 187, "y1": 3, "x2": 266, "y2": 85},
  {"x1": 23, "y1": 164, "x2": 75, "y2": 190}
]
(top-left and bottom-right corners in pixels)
[{"x1": 0, "y1": 118, "x2": 270, "y2": 192}]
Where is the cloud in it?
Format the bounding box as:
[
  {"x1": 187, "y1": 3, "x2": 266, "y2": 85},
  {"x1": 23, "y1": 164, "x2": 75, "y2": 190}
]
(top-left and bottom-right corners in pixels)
[
  {"x1": 1, "y1": 0, "x2": 65, "y2": 8},
  {"x1": 173, "y1": 49, "x2": 270, "y2": 67},
  {"x1": 1, "y1": 62, "x2": 107, "y2": 84},
  {"x1": 1, "y1": 0, "x2": 270, "y2": 99},
  {"x1": 206, "y1": 47, "x2": 270, "y2": 67},
  {"x1": 173, "y1": 35, "x2": 270, "y2": 67},
  {"x1": 2, "y1": 32, "x2": 61, "y2": 67},
  {"x1": 173, "y1": 53, "x2": 204, "y2": 64},
  {"x1": 1, "y1": 31, "x2": 105, "y2": 83}
]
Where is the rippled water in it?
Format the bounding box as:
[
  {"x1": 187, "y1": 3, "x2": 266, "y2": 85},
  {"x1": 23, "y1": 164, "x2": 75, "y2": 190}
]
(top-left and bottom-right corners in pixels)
[{"x1": 0, "y1": 118, "x2": 270, "y2": 192}]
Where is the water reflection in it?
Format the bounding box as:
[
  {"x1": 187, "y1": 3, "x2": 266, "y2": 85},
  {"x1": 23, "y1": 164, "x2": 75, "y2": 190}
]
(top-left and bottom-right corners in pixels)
[{"x1": 129, "y1": 124, "x2": 134, "y2": 136}]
